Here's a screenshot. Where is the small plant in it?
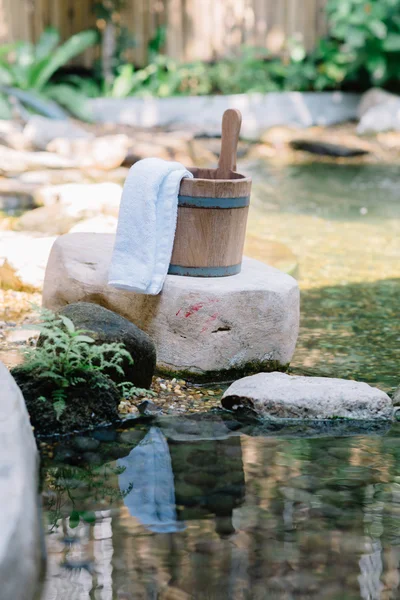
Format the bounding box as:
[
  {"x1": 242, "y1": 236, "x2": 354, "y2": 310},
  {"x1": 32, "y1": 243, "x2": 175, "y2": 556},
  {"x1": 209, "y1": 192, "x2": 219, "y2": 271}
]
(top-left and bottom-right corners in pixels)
[
  {"x1": 0, "y1": 27, "x2": 98, "y2": 120},
  {"x1": 19, "y1": 307, "x2": 148, "y2": 421}
]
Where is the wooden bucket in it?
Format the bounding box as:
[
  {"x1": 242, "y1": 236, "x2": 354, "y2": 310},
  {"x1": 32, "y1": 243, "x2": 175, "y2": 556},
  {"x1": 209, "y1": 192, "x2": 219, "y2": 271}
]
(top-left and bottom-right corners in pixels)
[{"x1": 169, "y1": 109, "x2": 252, "y2": 277}]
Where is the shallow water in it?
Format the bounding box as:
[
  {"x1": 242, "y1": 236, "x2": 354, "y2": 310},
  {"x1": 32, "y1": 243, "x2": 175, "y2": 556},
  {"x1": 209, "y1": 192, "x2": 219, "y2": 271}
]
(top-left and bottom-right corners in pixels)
[
  {"x1": 245, "y1": 161, "x2": 400, "y2": 394},
  {"x1": 40, "y1": 418, "x2": 400, "y2": 599},
  {"x1": 36, "y1": 159, "x2": 400, "y2": 598}
]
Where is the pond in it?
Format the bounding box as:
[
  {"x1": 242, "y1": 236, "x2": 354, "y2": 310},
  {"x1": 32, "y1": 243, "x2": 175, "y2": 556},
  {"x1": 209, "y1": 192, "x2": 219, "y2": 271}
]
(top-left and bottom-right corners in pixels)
[
  {"x1": 40, "y1": 417, "x2": 400, "y2": 599},
  {"x1": 31, "y1": 158, "x2": 400, "y2": 597},
  {"x1": 245, "y1": 161, "x2": 400, "y2": 394}
]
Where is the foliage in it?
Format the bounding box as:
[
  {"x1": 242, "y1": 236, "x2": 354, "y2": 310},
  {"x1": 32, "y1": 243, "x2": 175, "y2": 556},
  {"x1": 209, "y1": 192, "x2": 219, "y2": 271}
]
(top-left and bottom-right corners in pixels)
[
  {"x1": 315, "y1": 0, "x2": 400, "y2": 88},
  {"x1": 0, "y1": 27, "x2": 97, "y2": 119},
  {"x1": 19, "y1": 308, "x2": 147, "y2": 420},
  {"x1": 1, "y1": 0, "x2": 400, "y2": 116}
]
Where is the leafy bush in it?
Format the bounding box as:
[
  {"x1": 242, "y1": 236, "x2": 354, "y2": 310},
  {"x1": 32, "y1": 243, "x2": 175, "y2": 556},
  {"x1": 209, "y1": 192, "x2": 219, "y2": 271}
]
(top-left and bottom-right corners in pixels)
[
  {"x1": 18, "y1": 308, "x2": 147, "y2": 420},
  {"x1": 2, "y1": 0, "x2": 400, "y2": 115},
  {"x1": 0, "y1": 27, "x2": 98, "y2": 119},
  {"x1": 315, "y1": 0, "x2": 400, "y2": 88}
]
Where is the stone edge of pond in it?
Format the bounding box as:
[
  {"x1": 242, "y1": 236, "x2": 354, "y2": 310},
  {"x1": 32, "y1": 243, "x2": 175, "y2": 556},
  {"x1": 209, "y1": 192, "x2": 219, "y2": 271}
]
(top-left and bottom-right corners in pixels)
[
  {"x1": 0, "y1": 362, "x2": 45, "y2": 600},
  {"x1": 87, "y1": 92, "x2": 361, "y2": 140}
]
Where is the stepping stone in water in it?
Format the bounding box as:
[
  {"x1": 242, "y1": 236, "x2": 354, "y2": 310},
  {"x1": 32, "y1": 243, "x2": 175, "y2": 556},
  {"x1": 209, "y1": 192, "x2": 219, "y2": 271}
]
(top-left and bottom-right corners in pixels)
[{"x1": 222, "y1": 372, "x2": 393, "y2": 420}]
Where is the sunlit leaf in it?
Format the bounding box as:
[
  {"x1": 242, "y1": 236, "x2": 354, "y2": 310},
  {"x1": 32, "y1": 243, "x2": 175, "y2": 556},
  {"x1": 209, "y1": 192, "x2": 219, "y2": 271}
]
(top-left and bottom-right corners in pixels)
[
  {"x1": 60, "y1": 315, "x2": 76, "y2": 335},
  {"x1": 35, "y1": 27, "x2": 60, "y2": 61},
  {"x1": 31, "y1": 29, "x2": 98, "y2": 91}
]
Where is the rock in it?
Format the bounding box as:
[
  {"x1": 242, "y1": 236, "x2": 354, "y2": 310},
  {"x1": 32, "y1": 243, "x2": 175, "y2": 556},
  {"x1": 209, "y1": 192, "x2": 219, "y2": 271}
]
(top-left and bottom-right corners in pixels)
[
  {"x1": 47, "y1": 134, "x2": 130, "y2": 170},
  {"x1": 16, "y1": 206, "x2": 118, "y2": 237},
  {"x1": 222, "y1": 372, "x2": 393, "y2": 420},
  {"x1": 159, "y1": 415, "x2": 233, "y2": 442},
  {"x1": 0, "y1": 232, "x2": 56, "y2": 291},
  {"x1": 23, "y1": 116, "x2": 92, "y2": 151},
  {"x1": 71, "y1": 436, "x2": 100, "y2": 452},
  {"x1": 357, "y1": 88, "x2": 399, "y2": 119},
  {"x1": 11, "y1": 368, "x2": 122, "y2": 436},
  {"x1": 0, "y1": 144, "x2": 76, "y2": 173},
  {"x1": 15, "y1": 205, "x2": 81, "y2": 236},
  {"x1": 290, "y1": 139, "x2": 369, "y2": 158},
  {"x1": 0, "y1": 362, "x2": 43, "y2": 600},
  {"x1": 358, "y1": 100, "x2": 400, "y2": 134},
  {"x1": 34, "y1": 182, "x2": 122, "y2": 218},
  {"x1": 88, "y1": 92, "x2": 361, "y2": 140},
  {"x1": 123, "y1": 131, "x2": 216, "y2": 168},
  {"x1": 6, "y1": 328, "x2": 40, "y2": 344},
  {"x1": 137, "y1": 400, "x2": 162, "y2": 416},
  {"x1": 69, "y1": 215, "x2": 118, "y2": 234},
  {"x1": 93, "y1": 427, "x2": 117, "y2": 442},
  {"x1": 0, "y1": 119, "x2": 28, "y2": 150},
  {"x1": 42, "y1": 233, "x2": 299, "y2": 382},
  {"x1": 394, "y1": 387, "x2": 400, "y2": 406},
  {"x1": 59, "y1": 302, "x2": 156, "y2": 389},
  {"x1": 357, "y1": 88, "x2": 400, "y2": 134},
  {"x1": 18, "y1": 167, "x2": 129, "y2": 187},
  {"x1": 0, "y1": 179, "x2": 35, "y2": 212}
]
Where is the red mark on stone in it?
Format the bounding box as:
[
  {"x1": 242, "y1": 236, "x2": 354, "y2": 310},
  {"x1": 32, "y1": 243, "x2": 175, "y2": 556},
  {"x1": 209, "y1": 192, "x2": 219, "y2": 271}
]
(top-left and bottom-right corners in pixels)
[
  {"x1": 176, "y1": 308, "x2": 182, "y2": 316},
  {"x1": 201, "y1": 313, "x2": 218, "y2": 333},
  {"x1": 185, "y1": 303, "x2": 204, "y2": 318}
]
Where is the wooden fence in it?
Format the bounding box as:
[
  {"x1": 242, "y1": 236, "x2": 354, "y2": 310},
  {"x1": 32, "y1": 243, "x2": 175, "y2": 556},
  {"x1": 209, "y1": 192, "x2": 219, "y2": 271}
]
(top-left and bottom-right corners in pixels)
[{"x1": 0, "y1": 0, "x2": 329, "y2": 66}]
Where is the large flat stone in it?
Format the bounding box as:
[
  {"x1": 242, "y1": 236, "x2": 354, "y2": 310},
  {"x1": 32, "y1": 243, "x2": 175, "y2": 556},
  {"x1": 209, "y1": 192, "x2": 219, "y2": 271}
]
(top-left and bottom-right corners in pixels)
[
  {"x1": 43, "y1": 233, "x2": 300, "y2": 381},
  {"x1": 0, "y1": 362, "x2": 43, "y2": 600},
  {"x1": 222, "y1": 372, "x2": 393, "y2": 420}
]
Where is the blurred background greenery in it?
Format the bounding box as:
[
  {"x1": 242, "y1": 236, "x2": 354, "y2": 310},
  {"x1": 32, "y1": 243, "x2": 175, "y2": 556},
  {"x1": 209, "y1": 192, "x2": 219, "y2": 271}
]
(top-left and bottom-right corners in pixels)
[{"x1": 0, "y1": 0, "x2": 400, "y2": 120}]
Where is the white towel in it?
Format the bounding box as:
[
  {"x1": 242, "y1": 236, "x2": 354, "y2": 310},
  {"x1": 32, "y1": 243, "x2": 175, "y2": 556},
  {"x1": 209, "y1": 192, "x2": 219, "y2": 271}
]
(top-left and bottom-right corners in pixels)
[{"x1": 108, "y1": 157, "x2": 193, "y2": 295}]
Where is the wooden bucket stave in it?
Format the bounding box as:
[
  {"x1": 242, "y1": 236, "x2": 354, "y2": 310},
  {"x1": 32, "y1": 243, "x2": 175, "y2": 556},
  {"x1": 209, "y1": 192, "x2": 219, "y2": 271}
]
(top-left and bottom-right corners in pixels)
[{"x1": 169, "y1": 110, "x2": 252, "y2": 277}]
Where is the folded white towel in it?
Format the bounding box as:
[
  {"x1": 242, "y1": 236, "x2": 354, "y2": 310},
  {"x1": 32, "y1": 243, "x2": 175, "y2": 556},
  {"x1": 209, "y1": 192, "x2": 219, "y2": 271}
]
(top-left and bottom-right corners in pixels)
[{"x1": 108, "y1": 157, "x2": 193, "y2": 295}]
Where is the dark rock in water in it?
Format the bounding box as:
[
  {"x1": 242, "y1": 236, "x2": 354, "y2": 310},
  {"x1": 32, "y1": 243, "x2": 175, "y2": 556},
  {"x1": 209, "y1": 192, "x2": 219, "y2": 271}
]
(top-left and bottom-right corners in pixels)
[
  {"x1": 290, "y1": 139, "x2": 369, "y2": 158},
  {"x1": 11, "y1": 368, "x2": 121, "y2": 436},
  {"x1": 71, "y1": 436, "x2": 100, "y2": 452},
  {"x1": 58, "y1": 302, "x2": 156, "y2": 389},
  {"x1": 93, "y1": 427, "x2": 117, "y2": 442},
  {"x1": 54, "y1": 446, "x2": 81, "y2": 465},
  {"x1": 137, "y1": 400, "x2": 161, "y2": 417},
  {"x1": 82, "y1": 451, "x2": 103, "y2": 466}
]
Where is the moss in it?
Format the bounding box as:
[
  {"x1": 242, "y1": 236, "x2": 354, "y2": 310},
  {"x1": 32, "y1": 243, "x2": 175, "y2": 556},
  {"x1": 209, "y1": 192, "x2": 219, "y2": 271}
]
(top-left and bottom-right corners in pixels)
[
  {"x1": 157, "y1": 360, "x2": 290, "y2": 384},
  {"x1": 12, "y1": 368, "x2": 121, "y2": 437}
]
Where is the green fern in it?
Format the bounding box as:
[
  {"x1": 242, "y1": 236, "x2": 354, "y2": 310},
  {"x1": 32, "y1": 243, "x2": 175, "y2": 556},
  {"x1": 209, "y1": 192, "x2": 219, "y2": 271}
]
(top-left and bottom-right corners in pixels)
[
  {"x1": 118, "y1": 381, "x2": 155, "y2": 400},
  {"x1": 20, "y1": 307, "x2": 148, "y2": 422}
]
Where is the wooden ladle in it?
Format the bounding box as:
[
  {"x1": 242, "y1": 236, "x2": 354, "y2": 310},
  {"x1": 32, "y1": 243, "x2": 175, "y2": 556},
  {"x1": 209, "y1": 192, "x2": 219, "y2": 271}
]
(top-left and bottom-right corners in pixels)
[{"x1": 215, "y1": 108, "x2": 242, "y2": 180}]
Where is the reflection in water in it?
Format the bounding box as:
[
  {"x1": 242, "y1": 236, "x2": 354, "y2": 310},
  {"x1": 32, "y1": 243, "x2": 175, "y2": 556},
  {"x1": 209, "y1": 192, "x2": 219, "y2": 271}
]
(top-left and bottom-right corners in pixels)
[
  {"x1": 40, "y1": 420, "x2": 400, "y2": 599},
  {"x1": 118, "y1": 427, "x2": 185, "y2": 534}
]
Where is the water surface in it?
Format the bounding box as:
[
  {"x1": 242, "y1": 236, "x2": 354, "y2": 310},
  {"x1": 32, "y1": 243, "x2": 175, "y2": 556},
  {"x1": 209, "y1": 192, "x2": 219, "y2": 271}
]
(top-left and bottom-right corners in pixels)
[
  {"x1": 40, "y1": 418, "x2": 400, "y2": 599},
  {"x1": 245, "y1": 161, "x2": 400, "y2": 393},
  {"x1": 39, "y1": 159, "x2": 400, "y2": 599}
]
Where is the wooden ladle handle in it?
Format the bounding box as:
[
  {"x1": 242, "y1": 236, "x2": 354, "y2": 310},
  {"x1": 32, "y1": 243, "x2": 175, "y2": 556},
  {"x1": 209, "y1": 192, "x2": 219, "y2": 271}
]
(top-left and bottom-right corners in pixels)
[{"x1": 217, "y1": 109, "x2": 242, "y2": 179}]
